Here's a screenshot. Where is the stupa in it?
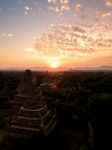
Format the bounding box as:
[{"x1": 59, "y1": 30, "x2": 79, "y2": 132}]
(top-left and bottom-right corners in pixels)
[{"x1": 4, "y1": 70, "x2": 57, "y2": 140}]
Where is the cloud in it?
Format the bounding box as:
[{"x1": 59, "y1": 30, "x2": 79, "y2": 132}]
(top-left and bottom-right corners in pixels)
[
  {"x1": 48, "y1": 0, "x2": 57, "y2": 4},
  {"x1": 48, "y1": 0, "x2": 70, "y2": 16},
  {"x1": 34, "y1": 23, "x2": 111, "y2": 60},
  {"x1": 2, "y1": 33, "x2": 14, "y2": 38},
  {"x1": 23, "y1": 3, "x2": 43, "y2": 16},
  {"x1": 8, "y1": 33, "x2": 14, "y2": 37},
  {"x1": 105, "y1": 0, "x2": 112, "y2": 7},
  {"x1": 75, "y1": 4, "x2": 84, "y2": 12},
  {"x1": 25, "y1": 47, "x2": 38, "y2": 52},
  {"x1": 48, "y1": 0, "x2": 69, "y2": 4},
  {"x1": 24, "y1": 6, "x2": 33, "y2": 15},
  {"x1": 24, "y1": 6, "x2": 32, "y2": 11},
  {"x1": 96, "y1": 8, "x2": 112, "y2": 19}
]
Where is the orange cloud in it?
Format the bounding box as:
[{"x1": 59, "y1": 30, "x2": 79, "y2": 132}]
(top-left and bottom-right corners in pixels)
[
  {"x1": 106, "y1": 0, "x2": 112, "y2": 7},
  {"x1": 34, "y1": 22, "x2": 112, "y2": 60},
  {"x1": 96, "y1": 8, "x2": 112, "y2": 19},
  {"x1": 75, "y1": 4, "x2": 84, "y2": 12}
]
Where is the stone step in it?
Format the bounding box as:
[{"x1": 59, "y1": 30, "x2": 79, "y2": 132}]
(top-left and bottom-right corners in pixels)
[{"x1": 8, "y1": 125, "x2": 41, "y2": 136}]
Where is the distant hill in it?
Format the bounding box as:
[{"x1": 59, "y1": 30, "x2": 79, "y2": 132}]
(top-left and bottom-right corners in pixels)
[
  {"x1": 100, "y1": 66, "x2": 112, "y2": 70},
  {"x1": 0, "y1": 66, "x2": 112, "y2": 71},
  {"x1": 64, "y1": 66, "x2": 112, "y2": 71}
]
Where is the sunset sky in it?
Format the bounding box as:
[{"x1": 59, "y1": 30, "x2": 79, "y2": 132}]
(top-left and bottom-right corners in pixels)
[{"x1": 0, "y1": 0, "x2": 112, "y2": 69}]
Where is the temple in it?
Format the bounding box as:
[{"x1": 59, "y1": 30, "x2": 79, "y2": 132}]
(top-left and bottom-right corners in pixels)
[{"x1": 4, "y1": 70, "x2": 57, "y2": 139}]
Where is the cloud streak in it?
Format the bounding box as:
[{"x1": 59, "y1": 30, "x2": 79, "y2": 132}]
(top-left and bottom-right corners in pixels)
[{"x1": 2, "y1": 33, "x2": 14, "y2": 38}]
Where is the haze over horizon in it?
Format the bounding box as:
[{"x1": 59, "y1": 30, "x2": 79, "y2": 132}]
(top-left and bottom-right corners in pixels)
[{"x1": 0, "y1": 0, "x2": 112, "y2": 69}]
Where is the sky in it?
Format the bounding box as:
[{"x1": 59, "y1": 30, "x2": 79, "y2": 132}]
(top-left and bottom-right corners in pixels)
[{"x1": 0, "y1": 0, "x2": 112, "y2": 69}]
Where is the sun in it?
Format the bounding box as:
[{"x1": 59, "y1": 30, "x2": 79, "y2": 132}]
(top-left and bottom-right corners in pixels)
[
  {"x1": 42, "y1": 56, "x2": 61, "y2": 69},
  {"x1": 50, "y1": 61, "x2": 59, "y2": 69}
]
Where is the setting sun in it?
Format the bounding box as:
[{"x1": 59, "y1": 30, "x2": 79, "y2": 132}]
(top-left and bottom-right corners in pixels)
[
  {"x1": 50, "y1": 61, "x2": 59, "y2": 69},
  {"x1": 42, "y1": 56, "x2": 61, "y2": 69}
]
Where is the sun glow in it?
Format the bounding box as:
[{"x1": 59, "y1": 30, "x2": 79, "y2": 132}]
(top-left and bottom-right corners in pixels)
[
  {"x1": 50, "y1": 61, "x2": 59, "y2": 69},
  {"x1": 41, "y1": 56, "x2": 61, "y2": 69}
]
